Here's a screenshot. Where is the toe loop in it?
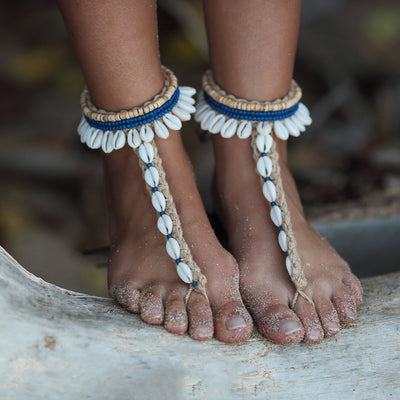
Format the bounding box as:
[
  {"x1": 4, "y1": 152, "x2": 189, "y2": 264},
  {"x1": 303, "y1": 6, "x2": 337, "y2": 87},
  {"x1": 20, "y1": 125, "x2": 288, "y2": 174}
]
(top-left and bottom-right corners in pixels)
[{"x1": 291, "y1": 289, "x2": 315, "y2": 310}]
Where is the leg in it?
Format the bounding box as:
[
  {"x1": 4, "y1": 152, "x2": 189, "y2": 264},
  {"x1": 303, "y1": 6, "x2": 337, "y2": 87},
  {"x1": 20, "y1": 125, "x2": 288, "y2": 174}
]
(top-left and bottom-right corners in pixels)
[
  {"x1": 58, "y1": 0, "x2": 252, "y2": 342},
  {"x1": 203, "y1": 0, "x2": 362, "y2": 344}
]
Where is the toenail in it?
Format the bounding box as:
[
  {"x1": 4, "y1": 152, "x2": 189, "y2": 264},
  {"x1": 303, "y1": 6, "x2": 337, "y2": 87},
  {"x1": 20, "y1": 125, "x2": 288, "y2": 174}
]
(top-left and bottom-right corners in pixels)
[
  {"x1": 225, "y1": 316, "x2": 247, "y2": 331},
  {"x1": 325, "y1": 321, "x2": 340, "y2": 333},
  {"x1": 309, "y1": 328, "x2": 323, "y2": 340},
  {"x1": 279, "y1": 319, "x2": 302, "y2": 335}
]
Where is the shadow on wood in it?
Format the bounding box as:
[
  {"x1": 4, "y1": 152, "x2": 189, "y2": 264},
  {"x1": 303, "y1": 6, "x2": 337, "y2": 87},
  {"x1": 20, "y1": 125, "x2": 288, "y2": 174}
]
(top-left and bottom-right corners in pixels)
[{"x1": 0, "y1": 246, "x2": 399, "y2": 400}]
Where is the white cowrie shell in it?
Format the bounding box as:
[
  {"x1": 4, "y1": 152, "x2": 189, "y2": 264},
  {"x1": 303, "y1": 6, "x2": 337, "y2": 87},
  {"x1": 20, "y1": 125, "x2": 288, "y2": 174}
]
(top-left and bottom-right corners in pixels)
[
  {"x1": 256, "y1": 156, "x2": 272, "y2": 177},
  {"x1": 176, "y1": 100, "x2": 196, "y2": 114},
  {"x1": 274, "y1": 120, "x2": 289, "y2": 140},
  {"x1": 270, "y1": 205, "x2": 282, "y2": 227},
  {"x1": 157, "y1": 214, "x2": 173, "y2": 235},
  {"x1": 221, "y1": 118, "x2": 238, "y2": 138},
  {"x1": 194, "y1": 104, "x2": 211, "y2": 123},
  {"x1": 298, "y1": 102, "x2": 310, "y2": 118},
  {"x1": 101, "y1": 131, "x2": 114, "y2": 153},
  {"x1": 290, "y1": 115, "x2": 306, "y2": 132},
  {"x1": 295, "y1": 110, "x2": 312, "y2": 126},
  {"x1": 285, "y1": 256, "x2": 292, "y2": 276},
  {"x1": 77, "y1": 116, "x2": 86, "y2": 136},
  {"x1": 127, "y1": 129, "x2": 141, "y2": 149},
  {"x1": 237, "y1": 121, "x2": 252, "y2": 139},
  {"x1": 262, "y1": 180, "x2": 277, "y2": 202},
  {"x1": 112, "y1": 130, "x2": 126, "y2": 150},
  {"x1": 144, "y1": 166, "x2": 159, "y2": 187},
  {"x1": 80, "y1": 125, "x2": 91, "y2": 143},
  {"x1": 166, "y1": 238, "x2": 180, "y2": 260},
  {"x1": 200, "y1": 110, "x2": 217, "y2": 131},
  {"x1": 163, "y1": 113, "x2": 182, "y2": 131},
  {"x1": 151, "y1": 191, "x2": 166, "y2": 212},
  {"x1": 179, "y1": 86, "x2": 196, "y2": 97},
  {"x1": 256, "y1": 134, "x2": 273, "y2": 153},
  {"x1": 138, "y1": 142, "x2": 154, "y2": 163},
  {"x1": 208, "y1": 114, "x2": 226, "y2": 134},
  {"x1": 176, "y1": 262, "x2": 193, "y2": 284},
  {"x1": 88, "y1": 129, "x2": 103, "y2": 149},
  {"x1": 256, "y1": 121, "x2": 272, "y2": 136},
  {"x1": 153, "y1": 120, "x2": 169, "y2": 139},
  {"x1": 172, "y1": 106, "x2": 191, "y2": 121},
  {"x1": 278, "y1": 230, "x2": 288, "y2": 252},
  {"x1": 284, "y1": 118, "x2": 300, "y2": 137},
  {"x1": 179, "y1": 94, "x2": 195, "y2": 105},
  {"x1": 140, "y1": 125, "x2": 154, "y2": 142}
]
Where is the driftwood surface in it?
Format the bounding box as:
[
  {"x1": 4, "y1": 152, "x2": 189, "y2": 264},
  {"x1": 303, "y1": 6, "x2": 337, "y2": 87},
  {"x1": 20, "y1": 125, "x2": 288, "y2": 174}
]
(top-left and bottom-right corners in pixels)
[{"x1": 0, "y1": 246, "x2": 399, "y2": 400}]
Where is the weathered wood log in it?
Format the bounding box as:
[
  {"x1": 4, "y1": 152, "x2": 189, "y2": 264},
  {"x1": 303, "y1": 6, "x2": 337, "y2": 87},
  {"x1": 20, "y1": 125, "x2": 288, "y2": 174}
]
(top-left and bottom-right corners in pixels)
[{"x1": 0, "y1": 245, "x2": 399, "y2": 400}]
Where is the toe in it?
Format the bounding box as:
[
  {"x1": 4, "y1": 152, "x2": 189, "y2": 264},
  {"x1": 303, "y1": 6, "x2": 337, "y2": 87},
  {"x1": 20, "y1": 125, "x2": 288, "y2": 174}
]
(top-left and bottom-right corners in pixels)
[
  {"x1": 109, "y1": 282, "x2": 141, "y2": 314},
  {"x1": 212, "y1": 299, "x2": 253, "y2": 344},
  {"x1": 164, "y1": 292, "x2": 188, "y2": 335},
  {"x1": 256, "y1": 303, "x2": 304, "y2": 345},
  {"x1": 342, "y1": 272, "x2": 363, "y2": 307},
  {"x1": 140, "y1": 285, "x2": 164, "y2": 325},
  {"x1": 331, "y1": 286, "x2": 357, "y2": 324},
  {"x1": 314, "y1": 295, "x2": 341, "y2": 337},
  {"x1": 187, "y1": 291, "x2": 214, "y2": 341},
  {"x1": 294, "y1": 296, "x2": 324, "y2": 344}
]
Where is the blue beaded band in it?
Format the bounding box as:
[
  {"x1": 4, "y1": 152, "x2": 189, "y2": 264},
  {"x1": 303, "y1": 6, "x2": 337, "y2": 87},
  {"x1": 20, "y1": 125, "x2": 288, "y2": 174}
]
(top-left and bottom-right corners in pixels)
[
  {"x1": 85, "y1": 88, "x2": 180, "y2": 131},
  {"x1": 204, "y1": 92, "x2": 299, "y2": 121}
]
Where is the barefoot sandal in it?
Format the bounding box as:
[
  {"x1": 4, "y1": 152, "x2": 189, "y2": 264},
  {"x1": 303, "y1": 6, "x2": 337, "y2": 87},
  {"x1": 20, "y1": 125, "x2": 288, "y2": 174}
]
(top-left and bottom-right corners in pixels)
[
  {"x1": 77, "y1": 66, "x2": 208, "y2": 301},
  {"x1": 195, "y1": 70, "x2": 314, "y2": 308}
]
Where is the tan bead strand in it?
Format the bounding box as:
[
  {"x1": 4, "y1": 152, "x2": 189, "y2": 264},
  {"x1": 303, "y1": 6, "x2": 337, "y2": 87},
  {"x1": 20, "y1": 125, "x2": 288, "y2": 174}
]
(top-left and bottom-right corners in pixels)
[
  {"x1": 80, "y1": 66, "x2": 178, "y2": 122},
  {"x1": 202, "y1": 69, "x2": 302, "y2": 112}
]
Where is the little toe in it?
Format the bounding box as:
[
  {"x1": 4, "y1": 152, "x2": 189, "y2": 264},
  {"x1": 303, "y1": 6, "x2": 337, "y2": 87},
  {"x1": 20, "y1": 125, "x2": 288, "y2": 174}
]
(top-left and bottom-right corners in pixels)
[
  {"x1": 140, "y1": 285, "x2": 164, "y2": 325},
  {"x1": 256, "y1": 303, "x2": 304, "y2": 345},
  {"x1": 331, "y1": 286, "x2": 357, "y2": 324},
  {"x1": 314, "y1": 295, "x2": 341, "y2": 337},
  {"x1": 212, "y1": 300, "x2": 253, "y2": 344},
  {"x1": 342, "y1": 272, "x2": 363, "y2": 307},
  {"x1": 109, "y1": 282, "x2": 141, "y2": 314},
  {"x1": 187, "y1": 291, "x2": 214, "y2": 341},
  {"x1": 164, "y1": 293, "x2": 188, "y2": 335},
  {"x1": 294, "y1": 296, "x2": 324, "y2": 344}
]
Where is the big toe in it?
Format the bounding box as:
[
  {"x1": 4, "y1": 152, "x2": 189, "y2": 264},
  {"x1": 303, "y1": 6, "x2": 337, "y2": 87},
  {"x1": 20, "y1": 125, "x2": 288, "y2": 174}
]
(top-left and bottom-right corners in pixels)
[
  {"x1": 212, "y1": 299, "x2": 253, "y2": 344},
  {"x1": 256, "y1": 303, "x2": 304, "y2": 345}
]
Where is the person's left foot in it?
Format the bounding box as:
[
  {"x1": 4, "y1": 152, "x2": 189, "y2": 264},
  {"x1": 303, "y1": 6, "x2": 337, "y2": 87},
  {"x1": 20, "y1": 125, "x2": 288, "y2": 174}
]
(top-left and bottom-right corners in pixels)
[{"x1": 212, "y1": 135, "x2": 363, "y2": 345}]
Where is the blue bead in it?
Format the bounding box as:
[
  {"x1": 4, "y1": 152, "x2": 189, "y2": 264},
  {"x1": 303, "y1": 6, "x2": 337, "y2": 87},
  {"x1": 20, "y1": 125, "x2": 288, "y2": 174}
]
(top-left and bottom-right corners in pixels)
[
  {"x1": 167, "y1": 234, "x2": 173, "y2": 239},
  {"x1": 261, "y1": 152, "x2": 267, "y2": 157},
  {"x1": 175, "y1": 258, "x2": 181, "y2": 264},
  {"x1": 264, "y1": 177, "x2": 271, "y2": 181},
  {"x1": 146, "y1": 163, "x2": 152, "y2": 168},
  {"x1": 284, "y1": 251, "x2": 289, "y2": 257},
  {"x1": 160, "y1": 211, "x2": 165, "y2": 216},
  {"x1": 278, "y1": 226, "x2": 283, "y2": 231},
  {"x1": 191, "y1": 281, "x2": 197, "y2": 287},
  {"x1": 152, "y1": 187, "x2": 158, "y2": 192},
  {"x1": 271, "y1": 201, "x2": 276, "y2": 206}
]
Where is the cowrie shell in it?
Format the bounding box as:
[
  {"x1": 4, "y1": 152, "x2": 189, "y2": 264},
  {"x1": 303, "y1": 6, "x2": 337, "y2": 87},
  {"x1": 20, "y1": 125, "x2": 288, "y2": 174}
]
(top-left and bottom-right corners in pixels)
[
  {"x1": 166, "y1": 238, "x2": 180, "y2": 259},
  {"x1": 221, "y1": 119, "x2": 238, "y2": 138},
  {"x1": 179, "y1": 86, "x2": 196, "y2": 97},
  {"x1": 138, "y1": 142, "x2": 154, "y2": 163},
  {"x1": 176, "y1": 100, "x2": 196, "y2": 114},
  {"x1": 256, "y1": 134, "x2": 273, "y2": 153},
  {"x1": 176, "y1": 262, "x2": 193, "y2": 284},
  {"x1": 237, "y1": 121, "x2": 252, "y2": 139},
  {"x1": 127, "y1": 129, "x2": 141, "y2": 149},
  {"x1": 256, "y1": 156, "x2": 272, "y2": 177},
  {"x1": 151, "y1": 191, "x2": 166, "y2": 212},
  {"x1": 157, "y1": 214, "x2": 173, "y2": 235},
  {"x1": 278, "y1": 230, "x2": 288, "y2": 252},
  {"x1": 262, "y1": 180, "x2": 277, "y2": 202},
  {"x1": 172, "y1": 106, "x2": 191, "y2": 121},
  {"x1": 112, "y1": 130, "x2": 126, "y2": 150},
  {"x1": 200, "y1": 110, "x2": 217, "y2": 131},
  {"x1": 88, "y1": 129, "x2": 103, "y2": 149},
  {"x1": 163, "y1": 113, "x2": 182, "y2": 131},
  {"x1": 286, "y1": 256, "x2": 292, "y2": 276},
  {"x1": 270, "y1": 205, "x2": 282, "y2": 227},
  {"x1": 284, "y1": 118, "x2": 300, "y2": 137},
  {"x1": 140, "y1": 125, "x2": 154, "y2": 142},
  {"x1": 144, "y1": 166, "x2": 159, "y2": 187},
  {"x1": 256, "y1": 121, "x2": 272, "y2": 136},
  {"x1": 274, "y1": 120, "x2": 289, "y2": 140},
  {"x1": 101, "y1": 131, "x2": 114, "y2": 153},
  {"x1": 208, "y1": 114, "x2": 226, "y2": 134},
  {"x1": 154, "y1": 120, "x2": 169, "y2": 139}
]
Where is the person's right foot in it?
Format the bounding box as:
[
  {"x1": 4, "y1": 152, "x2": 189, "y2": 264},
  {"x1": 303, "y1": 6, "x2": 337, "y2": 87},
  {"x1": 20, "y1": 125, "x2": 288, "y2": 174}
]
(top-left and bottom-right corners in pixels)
[{"x1": 105, "y1": 131, "x2": 253, "y2": 343}]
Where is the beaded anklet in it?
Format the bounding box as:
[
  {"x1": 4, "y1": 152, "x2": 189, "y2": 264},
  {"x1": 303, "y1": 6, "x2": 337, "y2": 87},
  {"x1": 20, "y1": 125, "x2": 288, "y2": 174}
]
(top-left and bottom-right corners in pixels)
[
  {"x1": 78, "y1": 66, "x2": 207, "y2": 300},
  {"x1": 195, "y1": 69, "x2": 313, "y2": 307}
]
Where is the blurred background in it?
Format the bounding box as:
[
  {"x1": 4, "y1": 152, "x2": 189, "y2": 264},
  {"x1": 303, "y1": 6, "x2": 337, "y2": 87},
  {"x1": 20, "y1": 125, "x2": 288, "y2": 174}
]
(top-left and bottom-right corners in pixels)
[{"x1": 0, "y1": 0, "x2": 399, "y2": 297}]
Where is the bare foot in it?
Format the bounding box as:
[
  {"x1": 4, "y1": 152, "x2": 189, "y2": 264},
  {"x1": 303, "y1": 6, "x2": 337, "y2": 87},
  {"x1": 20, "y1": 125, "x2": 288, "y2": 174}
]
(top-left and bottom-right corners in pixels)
[
  {"x1": 104, "y1": 131, "x2": 252, "y2": 343},
  {"x1": 213, "y1": 136, "x2": 363, "y2": 345}
]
